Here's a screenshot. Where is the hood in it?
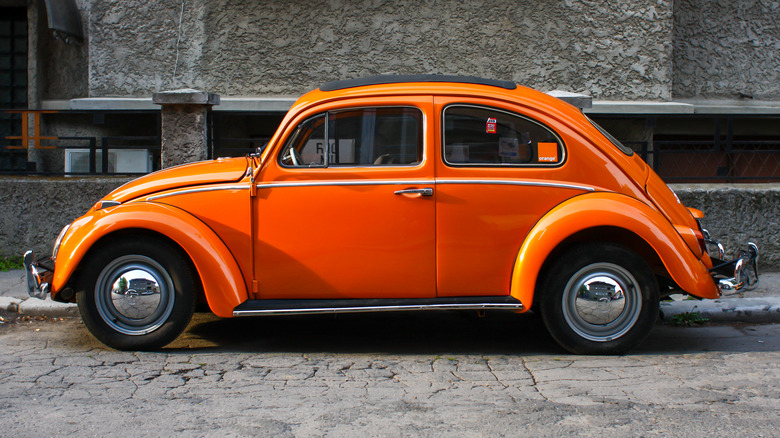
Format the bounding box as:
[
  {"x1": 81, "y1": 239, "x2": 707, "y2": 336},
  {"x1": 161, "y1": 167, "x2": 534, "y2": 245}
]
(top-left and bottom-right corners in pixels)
[{"x1": 103, "y1": 157, "x2": 249, "y2": 203}]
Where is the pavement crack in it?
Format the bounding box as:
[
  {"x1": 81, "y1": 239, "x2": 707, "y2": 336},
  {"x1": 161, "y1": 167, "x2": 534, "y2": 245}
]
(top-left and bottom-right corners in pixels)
[
  {"x1": 484, "y1": 357, "x2": 509, "y2": 389},
  {"x1": 521, "y1": 356, "x2": 552, "y2": 403},
  {"x1": 33, "y1": 366, "x2": 63, "y2": 384}
]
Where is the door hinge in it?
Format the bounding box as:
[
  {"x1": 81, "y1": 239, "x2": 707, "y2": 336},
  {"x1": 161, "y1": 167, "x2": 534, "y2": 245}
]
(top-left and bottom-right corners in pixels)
[{"x1": 252, "y1": 280, "x2": 259, "y2": 294}]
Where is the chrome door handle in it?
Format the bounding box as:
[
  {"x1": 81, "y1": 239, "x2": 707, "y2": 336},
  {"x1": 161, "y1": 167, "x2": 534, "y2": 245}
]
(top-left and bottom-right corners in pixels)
[{"x1": 394, "y1": 188, "x2": 433, "y2": 196}]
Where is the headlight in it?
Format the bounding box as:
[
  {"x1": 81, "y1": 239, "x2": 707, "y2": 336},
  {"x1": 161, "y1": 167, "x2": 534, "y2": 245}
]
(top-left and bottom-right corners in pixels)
[{"x1": 52, "y1": 223, "x2": 71, "y2": 261}]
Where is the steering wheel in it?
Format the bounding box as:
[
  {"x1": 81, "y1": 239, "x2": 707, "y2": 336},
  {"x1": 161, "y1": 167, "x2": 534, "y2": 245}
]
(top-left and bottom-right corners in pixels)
[{"x1": 289, "y1": 148, "x2": 303, "y2": 166}]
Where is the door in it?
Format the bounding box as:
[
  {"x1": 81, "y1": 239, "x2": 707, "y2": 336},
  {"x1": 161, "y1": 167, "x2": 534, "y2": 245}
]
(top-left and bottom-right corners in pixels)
[
  {"x1": 254, "y1": 102, "x2": 436, "y2": 300},
  {"x1": 434, "y1": 98, "x2": 583, "y2": 297}
]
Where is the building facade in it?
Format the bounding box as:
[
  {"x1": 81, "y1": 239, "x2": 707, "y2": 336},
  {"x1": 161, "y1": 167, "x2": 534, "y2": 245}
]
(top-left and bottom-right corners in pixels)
[{"x1": 1, "y1": 0, "x2": 778, "y2": 180}]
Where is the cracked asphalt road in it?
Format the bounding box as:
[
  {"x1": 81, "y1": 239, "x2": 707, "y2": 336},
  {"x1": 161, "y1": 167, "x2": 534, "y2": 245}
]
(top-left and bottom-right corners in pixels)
[{"x1": 1, "y1": 311, "x2": 778, "y2": 437}]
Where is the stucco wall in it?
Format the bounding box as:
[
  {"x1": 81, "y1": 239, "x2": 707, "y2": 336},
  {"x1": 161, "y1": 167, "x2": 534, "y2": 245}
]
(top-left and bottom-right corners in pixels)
[
  {"x1": 37, "y1": 0, "x2": 90, "y2": 100},
  {"x1": 0, "y1": 176, "x2": 131, "y2": 258},
  {"x1": 673, "y1": 0, "x2": 780, "y2": 100},
  {"x1": 86, "y1": 0, "x2": 674, "y2": 100},
  {"x1": 673, "y1": 184, "x2": 780, "y2": 269}
]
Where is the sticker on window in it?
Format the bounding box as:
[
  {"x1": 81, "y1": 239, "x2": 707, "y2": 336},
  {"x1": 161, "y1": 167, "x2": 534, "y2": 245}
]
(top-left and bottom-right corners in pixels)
[
  {"x1": 486, "y1": 118, "x2": 497, "y2": 134},
  {"x1": 538, "y1": 142, "x2": 559, "y2": 163}
]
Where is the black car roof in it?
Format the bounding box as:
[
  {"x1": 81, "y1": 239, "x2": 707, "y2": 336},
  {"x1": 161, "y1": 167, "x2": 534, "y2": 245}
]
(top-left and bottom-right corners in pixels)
[{"x1": 320, "y1": 74, "x2": 517, "y2": 92}]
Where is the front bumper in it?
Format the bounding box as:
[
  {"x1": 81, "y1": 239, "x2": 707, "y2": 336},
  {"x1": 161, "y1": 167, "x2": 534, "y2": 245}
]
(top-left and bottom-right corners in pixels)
[
  {"x1": 23, "y1": 250, "x2": 54, "y2": 299},
  {"x1": 706, "y1": 238, "x2": 760, "y2": 294}
]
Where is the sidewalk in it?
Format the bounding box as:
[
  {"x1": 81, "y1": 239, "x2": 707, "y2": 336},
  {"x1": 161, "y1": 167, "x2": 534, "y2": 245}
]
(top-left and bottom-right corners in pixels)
[
  {"x1": 1, "y1": 269, "x2": 779, "y2": 322},
  {"x1": 0, "y1": 270, "x2": 78, "y2": 317},
  {"x1": 660, "y1": 271, "x2": 780, "y2": 324}
]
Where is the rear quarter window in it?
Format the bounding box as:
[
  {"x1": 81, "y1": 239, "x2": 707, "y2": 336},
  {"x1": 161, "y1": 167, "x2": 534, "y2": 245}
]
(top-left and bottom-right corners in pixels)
[{"x1": 443, "y1": 105, "x2": 565, "y2": 166}]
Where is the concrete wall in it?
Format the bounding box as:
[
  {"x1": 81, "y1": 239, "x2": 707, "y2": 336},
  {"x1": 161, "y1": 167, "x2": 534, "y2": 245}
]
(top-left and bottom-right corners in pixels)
[
  {"x1": 85, "y1": 0, "x2": 674, "y2": 100},
  {"x1": 0, "y1": 176, "x2": 132, "y2": 258},
  {"x1": 13, "y1": 0, "x2": 780, "y2": 103},
  {"x1": 36, "y1": 0, "x2": 90, "y2": 100},
  {"x1": 1, "y1": 177, "x2": 777, "y2": 271},
  {"x1": 673, "y1": 0, "x2": 780, "y2": 100},
  {"x1": 673, "y1": 184, "x2": 780, "y2": 269}
]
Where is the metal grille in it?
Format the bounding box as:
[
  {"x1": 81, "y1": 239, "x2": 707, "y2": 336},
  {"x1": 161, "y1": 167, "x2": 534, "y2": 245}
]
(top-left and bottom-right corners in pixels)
[
  {"x1": 653, "y1": 139, "x2": 780, "y2": 182},
  {"x1": 0, "y1": 109, "x2": 161, "y2": 175},
  {"x1": 607, "y1": 115, "x2": 780, "y2": 183}
]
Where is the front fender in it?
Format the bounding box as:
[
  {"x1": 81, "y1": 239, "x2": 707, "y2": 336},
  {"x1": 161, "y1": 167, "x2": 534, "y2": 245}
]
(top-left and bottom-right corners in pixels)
[
  {"x1": 510, "y1": 192, "x2": 718, "y2": 310},
  {"x1": 52, "y1": 202, "x2": 247, "y2": 318}
]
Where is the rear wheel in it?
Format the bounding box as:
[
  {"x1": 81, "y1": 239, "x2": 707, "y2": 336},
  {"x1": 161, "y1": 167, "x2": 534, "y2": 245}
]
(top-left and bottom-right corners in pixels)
[
  {"x1": 539, "y1": 242, "x2": 659, "y2": 354},
  {"x1": 76, "y1": 237, "x2": 196, "y2": 350}
]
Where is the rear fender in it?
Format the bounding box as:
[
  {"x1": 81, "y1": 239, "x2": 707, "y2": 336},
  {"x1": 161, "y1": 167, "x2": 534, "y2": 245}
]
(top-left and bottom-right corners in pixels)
[
  {"x1": 510, "y1": 192, "x2": 718, "y2": 310},
  {"x1": 52, "y1": 202, "x2": 247, "y2": 317}
]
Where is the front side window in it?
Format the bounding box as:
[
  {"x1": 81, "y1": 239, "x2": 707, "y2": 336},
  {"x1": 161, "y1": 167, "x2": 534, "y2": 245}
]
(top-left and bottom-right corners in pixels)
[
  {"x1": 280, "y1": 107, "x2": 423, "y2": 167},
  {"x1": 443, "y1": 105, "x2": 565, "y2": 166}
]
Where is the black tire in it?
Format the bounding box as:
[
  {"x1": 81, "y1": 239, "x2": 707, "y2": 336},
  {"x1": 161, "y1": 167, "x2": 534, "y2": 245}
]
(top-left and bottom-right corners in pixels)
[
  {"x1": 76, "y1": 237, "x2": 196, "y2": 350},
  {"x1": 539, "y1": 242, "x2": 659, "y2": 355}
]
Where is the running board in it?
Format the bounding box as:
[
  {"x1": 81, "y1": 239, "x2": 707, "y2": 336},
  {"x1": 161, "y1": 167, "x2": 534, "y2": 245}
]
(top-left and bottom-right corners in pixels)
[{"x1": 233, "y1": 296, "x2": 523, "y2": 316}]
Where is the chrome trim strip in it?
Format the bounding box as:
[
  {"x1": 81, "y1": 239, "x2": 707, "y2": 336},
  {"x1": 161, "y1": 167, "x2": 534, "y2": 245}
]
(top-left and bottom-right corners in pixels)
[
  {"x1": 436, "y1": 179, "x2": 594, "y2": 191},
  {"x1": 256, "y1": 180, "x2": 433, "y2": 190},
  {"x1": 233, "y1": 302, "x2": 523, "y2": 317},
  {"x1": 255, "y1": 179, "x2": 591, "y2": 191},
  {"x1": 147, "y1": 185, "x2": 249, "y2": 201},
  {"x1": 145, "y1": 179, "x2": 591, "y2": 198}
]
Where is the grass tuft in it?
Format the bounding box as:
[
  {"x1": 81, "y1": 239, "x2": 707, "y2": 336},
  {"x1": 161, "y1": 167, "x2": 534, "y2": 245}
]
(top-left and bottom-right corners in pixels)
[
  {"x1": 670, "y1": 311, "x2": 709, "y2": 327},
  {"x1": 0, "y1": 256, "x2": 24, "y2": 272}
]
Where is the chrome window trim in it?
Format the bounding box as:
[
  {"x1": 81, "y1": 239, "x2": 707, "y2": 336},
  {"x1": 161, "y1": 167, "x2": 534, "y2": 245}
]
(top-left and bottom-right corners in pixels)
[
  {"x1": 278, "y1": 105, "x2": 427, "y2": 170},
  {"x1": 146, "y1": 185, "x2": 249, "y2": 201},
  {"x1": 442, "y1": 103, "x2": 567, "y2": 168}
]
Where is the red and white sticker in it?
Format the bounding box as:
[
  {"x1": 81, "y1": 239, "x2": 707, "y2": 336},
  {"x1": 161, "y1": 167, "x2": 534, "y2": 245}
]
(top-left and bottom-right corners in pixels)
[{"x1": 486, "y1": 118, "x2": 497, "y2": 134}]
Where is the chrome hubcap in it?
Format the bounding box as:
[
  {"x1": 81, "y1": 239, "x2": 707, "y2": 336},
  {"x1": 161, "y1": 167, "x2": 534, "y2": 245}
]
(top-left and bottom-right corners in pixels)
[
  {"x1": 95, "y1": 255, "x2": 175, "y2": 336},
  {"x1": 562, "y1": 263, "x2": 642, "y2": 342}
]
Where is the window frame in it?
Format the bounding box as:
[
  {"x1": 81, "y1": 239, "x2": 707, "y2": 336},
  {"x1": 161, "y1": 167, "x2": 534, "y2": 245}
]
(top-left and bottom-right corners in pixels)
[
  {"x1": 441, "y1": 104, "x2": 567, "y2": 168},
  {"x1": 278, "y1": 106, "x2": 426, "y2": 169}
]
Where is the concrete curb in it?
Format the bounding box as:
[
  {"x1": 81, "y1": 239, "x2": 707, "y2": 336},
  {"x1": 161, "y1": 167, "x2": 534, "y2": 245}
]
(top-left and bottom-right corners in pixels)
[
  {"x1": 1, "y1": 296, "x2": 78, "y2": 317},
  {"x1": 0, "y1": 270, "x2": 79, "y2": 317},
  {"x1": 660, "y1": 297, "x2": 780, "y2": 324}
]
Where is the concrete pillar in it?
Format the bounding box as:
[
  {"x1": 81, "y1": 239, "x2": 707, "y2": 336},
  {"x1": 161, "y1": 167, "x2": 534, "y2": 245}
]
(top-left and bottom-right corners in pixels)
[{"x1": 152, "y1": 89, "x2": 220, "y2": 168}]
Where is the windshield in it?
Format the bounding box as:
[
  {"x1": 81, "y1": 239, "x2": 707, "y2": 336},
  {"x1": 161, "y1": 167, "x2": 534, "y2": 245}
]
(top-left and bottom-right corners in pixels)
[{"x1": 586, "y1": 117, "x2": 634, "y2": 156}]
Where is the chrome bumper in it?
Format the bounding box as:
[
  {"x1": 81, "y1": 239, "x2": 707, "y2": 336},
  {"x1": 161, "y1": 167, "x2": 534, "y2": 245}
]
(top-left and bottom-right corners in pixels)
[
  {"x1": 706, "y1": 239, "x2": 759, "y2": 294},
  {"x1": 23, "y1": 250, "x2": 54, "y2": 299}
]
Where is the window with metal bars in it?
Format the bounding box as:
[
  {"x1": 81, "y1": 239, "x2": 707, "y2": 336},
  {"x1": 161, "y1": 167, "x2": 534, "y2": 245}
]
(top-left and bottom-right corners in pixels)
[{"x1": 0, "y1": 7, "x2": 28, "y2": 170}]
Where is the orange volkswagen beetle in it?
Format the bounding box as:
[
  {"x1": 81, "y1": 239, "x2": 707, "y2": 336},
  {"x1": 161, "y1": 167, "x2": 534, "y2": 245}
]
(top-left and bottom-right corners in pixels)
[{"x1": 24, "y1": 75, "x2": 759, "y2": 354}]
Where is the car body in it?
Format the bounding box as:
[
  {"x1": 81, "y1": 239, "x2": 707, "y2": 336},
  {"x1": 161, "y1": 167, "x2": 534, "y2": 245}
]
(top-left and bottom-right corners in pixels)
[{"x1": 25, "y1": 75, "x2": 759, "y2": 354}]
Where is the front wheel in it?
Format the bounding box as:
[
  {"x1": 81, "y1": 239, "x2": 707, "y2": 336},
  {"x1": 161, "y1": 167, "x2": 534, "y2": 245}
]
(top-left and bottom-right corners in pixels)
[
  {"x1": 539, "y1": 242, "x2": 659, "y2": 354},
  {"x1": 76, "y1": 237, "x2": 196, "y2": 350}
]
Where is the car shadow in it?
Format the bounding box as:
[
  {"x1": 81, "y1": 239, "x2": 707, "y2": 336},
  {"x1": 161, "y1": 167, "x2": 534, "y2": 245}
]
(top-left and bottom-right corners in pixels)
[
  {"x1": 172, "y1": 310, "x2": 560, "y2": 355},
  {"x1": 167, "y1": 311, "x2": 780, "y2": 356}
]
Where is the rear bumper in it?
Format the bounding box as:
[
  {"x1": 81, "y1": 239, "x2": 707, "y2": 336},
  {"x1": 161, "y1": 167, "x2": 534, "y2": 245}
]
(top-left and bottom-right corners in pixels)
[
  {"x1": 707, "y1": 241, "x2": 759, "y2": 293},
  {"x1": 23, "y1": 250, "x2": 54, "y2": 299}
]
